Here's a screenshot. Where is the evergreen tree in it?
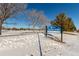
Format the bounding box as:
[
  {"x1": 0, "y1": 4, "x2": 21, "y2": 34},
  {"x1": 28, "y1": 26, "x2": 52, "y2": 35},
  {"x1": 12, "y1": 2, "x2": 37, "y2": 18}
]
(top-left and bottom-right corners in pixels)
[{"x1": 51, "y1": 13, "x2": 76, "y2": 32}]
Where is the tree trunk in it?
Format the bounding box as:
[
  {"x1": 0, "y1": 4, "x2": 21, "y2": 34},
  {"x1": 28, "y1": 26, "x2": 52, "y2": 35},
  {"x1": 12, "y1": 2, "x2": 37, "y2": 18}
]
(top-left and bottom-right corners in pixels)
[
  {"x1": 0, "y1": 20, "x2": 2, "y2": 35},
  {"x1": 0, "y1": 28, "x2": 1, "y2": 35}
]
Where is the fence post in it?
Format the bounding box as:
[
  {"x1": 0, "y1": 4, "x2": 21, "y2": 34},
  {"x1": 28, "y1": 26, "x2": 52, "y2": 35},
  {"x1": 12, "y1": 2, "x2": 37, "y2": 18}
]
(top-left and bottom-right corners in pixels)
[
  {"x1": 60, "y1": 22, "x2": 63, "y2": 42},
  {"x1": 45, "y1": 25, "x2": 47, "y2": 37}
]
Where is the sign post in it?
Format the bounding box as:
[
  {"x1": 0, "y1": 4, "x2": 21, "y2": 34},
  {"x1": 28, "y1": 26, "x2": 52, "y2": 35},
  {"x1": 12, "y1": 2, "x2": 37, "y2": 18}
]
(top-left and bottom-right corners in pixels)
[
  {"x1": 60, "y1": 21, "x2": 63, "y2": 42},
  {"x1": 45, "y1": 25, "x2": 47, "y2": 37}
]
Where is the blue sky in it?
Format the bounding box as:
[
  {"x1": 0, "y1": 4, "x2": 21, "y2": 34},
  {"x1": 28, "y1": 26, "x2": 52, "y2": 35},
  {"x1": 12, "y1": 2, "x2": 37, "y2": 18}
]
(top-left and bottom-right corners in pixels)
[{"x1": 3, "y1": 3, "x2": 79, "y2": 29}]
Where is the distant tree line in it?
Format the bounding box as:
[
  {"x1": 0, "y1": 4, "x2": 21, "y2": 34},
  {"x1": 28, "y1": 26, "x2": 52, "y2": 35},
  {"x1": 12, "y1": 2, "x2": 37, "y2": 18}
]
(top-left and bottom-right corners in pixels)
[
  {"x1": 2, "y1": 27, "x2": 44, "y2": 30},
  {"x1": 2, "y1": 27, "x2": 27, "y2": 30}
]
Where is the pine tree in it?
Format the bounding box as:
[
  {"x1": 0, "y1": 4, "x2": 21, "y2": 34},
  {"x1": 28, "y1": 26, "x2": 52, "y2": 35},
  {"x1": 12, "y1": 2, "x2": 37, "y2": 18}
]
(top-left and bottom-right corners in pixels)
[{"x1": 51, "y1": 13, "x2": 76, "y2": 32}]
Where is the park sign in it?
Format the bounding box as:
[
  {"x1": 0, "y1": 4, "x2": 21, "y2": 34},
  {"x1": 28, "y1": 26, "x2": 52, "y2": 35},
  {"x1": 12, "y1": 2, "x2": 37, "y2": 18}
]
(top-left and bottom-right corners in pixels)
[
  {"x1": 45, "y1": 25, "x2": 63, "y2": 42},
  {"x1": 47, "y1": 25, "x2": 61, "y2": 31}
]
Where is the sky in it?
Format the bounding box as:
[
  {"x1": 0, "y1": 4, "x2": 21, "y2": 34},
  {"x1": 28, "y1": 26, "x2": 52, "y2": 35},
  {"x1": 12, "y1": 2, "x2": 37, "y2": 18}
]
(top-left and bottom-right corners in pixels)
[{"x1": 3, "y1": 3, "x2": 79, "y2": 29}]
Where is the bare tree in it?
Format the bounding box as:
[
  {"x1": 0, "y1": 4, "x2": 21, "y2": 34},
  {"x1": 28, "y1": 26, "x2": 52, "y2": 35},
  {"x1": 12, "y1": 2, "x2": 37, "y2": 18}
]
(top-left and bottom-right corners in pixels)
[
  {"x1": 0, "y1": 3, "x2": 27, "y2": 35},
  {"x1": 27, "y1": 9, "x2": 50, "y2": 29},
  {"x1": 27, "y1": 10, "x2": 50, "y2": 56}
]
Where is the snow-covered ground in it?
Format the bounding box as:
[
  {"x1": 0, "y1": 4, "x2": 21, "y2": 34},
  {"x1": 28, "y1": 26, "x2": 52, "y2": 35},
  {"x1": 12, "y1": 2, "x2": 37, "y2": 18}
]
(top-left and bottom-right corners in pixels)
[{"x1": 0, "y1": 30, "x2": 79, "y2": 56}]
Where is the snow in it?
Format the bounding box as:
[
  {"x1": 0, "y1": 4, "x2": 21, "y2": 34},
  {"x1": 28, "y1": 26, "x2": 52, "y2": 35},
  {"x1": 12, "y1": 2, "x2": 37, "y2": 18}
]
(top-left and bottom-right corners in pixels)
[{"x1": 0, "y1": 30, "x2": 79, "y2": 56}]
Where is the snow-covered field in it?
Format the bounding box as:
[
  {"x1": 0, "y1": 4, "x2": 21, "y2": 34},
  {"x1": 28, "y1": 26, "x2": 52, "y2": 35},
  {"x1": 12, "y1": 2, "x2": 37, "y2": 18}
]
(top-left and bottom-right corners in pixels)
[{"x1": 0, "y1": 30, "x2": 79, "y2": 56}]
